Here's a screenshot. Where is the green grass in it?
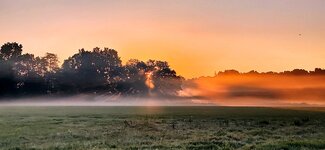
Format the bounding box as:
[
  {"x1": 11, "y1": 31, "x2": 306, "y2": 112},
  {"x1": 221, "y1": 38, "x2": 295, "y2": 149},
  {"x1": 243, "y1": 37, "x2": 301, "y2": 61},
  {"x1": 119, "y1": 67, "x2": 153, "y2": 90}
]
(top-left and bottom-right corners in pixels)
[{"x1": 0, "y1": 106, "x2": 324, "y2": 149}]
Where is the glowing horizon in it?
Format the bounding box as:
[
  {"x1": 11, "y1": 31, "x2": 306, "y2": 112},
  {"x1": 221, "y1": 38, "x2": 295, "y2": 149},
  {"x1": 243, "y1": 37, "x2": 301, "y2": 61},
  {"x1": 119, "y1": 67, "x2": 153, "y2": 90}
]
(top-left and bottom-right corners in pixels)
[{"x1": 1, "y1": 0, "x2": 325, "y2": 78}]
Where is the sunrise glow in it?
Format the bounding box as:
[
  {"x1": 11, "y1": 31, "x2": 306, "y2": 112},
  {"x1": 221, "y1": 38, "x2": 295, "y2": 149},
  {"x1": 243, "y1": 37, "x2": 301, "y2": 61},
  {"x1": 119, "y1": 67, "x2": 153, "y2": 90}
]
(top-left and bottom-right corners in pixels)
[{"x1": 1, "y1": 0, "x2": 325, "y2": 78}]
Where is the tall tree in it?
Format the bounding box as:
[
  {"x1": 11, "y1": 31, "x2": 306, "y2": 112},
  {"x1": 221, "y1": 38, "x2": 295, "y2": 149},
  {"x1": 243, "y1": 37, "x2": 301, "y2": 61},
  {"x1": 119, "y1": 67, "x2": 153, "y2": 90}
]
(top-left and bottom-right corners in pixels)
[
  {"x1": 42, "y1": 53, "x2": 60, "y2": 73},
  {"x1": 146, "y1": 60, "x2": 183, "y2": 96},
  {"x1": 119, "y1": 59, "x2": 148, "y2": 95},
  {"x1": 13, "y1": 54, "x2": 47, "y2": 95},
  {"x1": 0, "y1": 42, "x2": 23, "y2": 61},
  {"x1": 59, "y1": 47, "x2": 123, "y2": 94},
  {"x1": 0, "y1": 42, "x2": 23, "y2": 96}
]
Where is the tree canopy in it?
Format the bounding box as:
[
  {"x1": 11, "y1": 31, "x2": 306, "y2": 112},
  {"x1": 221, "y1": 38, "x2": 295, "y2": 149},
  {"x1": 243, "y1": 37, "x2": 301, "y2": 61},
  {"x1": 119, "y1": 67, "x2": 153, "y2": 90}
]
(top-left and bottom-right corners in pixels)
[{"x1": 0, "y1": 42, "x2": 184, "y2": 98}]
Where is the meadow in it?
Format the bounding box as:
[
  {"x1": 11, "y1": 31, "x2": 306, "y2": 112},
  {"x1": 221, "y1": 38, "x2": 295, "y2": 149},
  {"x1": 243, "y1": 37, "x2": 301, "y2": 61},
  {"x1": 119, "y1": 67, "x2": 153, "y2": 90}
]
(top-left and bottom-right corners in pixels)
[{"x1": 0, "y1": 106, "x2": 324, "y2": 149}]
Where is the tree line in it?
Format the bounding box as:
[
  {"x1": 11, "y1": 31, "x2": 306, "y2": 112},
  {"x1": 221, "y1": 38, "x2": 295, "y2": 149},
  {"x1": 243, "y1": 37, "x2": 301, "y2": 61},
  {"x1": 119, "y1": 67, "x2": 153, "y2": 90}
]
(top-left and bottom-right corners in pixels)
[
  {"x1": 215, "y1": 68, "x2": 325, "y2": 76},
  {"x1": 0, "y1": 42, "x2": 183, "y2": 98}
]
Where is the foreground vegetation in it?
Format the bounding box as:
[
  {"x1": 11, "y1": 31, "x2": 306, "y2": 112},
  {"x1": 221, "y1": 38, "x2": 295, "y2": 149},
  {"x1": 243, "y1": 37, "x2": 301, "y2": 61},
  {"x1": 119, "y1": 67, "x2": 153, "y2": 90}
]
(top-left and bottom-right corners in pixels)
[{"x1": 0, "y1": 106, "x2": 324, "y2": 149}]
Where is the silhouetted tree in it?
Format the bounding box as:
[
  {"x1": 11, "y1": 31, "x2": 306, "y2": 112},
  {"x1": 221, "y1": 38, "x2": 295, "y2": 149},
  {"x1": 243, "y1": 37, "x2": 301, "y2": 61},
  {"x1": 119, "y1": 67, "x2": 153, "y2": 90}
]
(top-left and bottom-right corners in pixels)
[
  {"x1": 117, "y1": 59, "x2": 183, "y2": 96},
  {"x1": 246, "y1": 70, "x2": 259, "y2": 75},
  {"x1": 13, "y1": 54, "x2": 47, "y2": 95},
  {"x1": 0, "y1": 59, "x2": 16, "y2": 96},
  {"x1": 145, "y1": 60, "x2": 183, "y2": 96},
  {"x1": 0, "y1": 42, "x2": 22, "y2": 61},
  {"x1": 283, "y1": 69, "x2": 308, "y2": 75},
  {"x1": 0, "y1": 42, "x2": 23, "y2": 96},
  {"x1": 40, "y1": 53, "x2": 60, "y2": 94},
  {"x1": 58, "y1": 47, "x2": 123, "y2": 94},
  {"x1": 118, "y1": 59, "x2": 148, "y2": 95},
  {"x1": 42, "y1": 53, "x2": 60, "y2": 73},
  {"x1": 311, "y1": 68, "x2": 325, "y2": 75},
  {"x1": 218, "y1": 70, "x2": 240, "y2": 76}
]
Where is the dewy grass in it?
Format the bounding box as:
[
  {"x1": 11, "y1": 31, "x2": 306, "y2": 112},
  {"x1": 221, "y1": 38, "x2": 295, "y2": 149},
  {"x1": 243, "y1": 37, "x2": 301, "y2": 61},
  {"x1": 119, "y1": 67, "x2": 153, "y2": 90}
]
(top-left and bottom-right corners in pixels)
[{"x1": 0, "y1": 106, "x2": 324, "y2": 149}]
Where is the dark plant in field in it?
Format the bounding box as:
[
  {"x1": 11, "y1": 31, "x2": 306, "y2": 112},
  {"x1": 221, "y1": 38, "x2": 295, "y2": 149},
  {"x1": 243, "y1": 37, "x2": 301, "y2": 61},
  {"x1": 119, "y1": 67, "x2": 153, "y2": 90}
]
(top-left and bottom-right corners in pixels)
[
  {"x1": 259, "y1": 120, "x2": 270, "y2": 126},
  {"x1": 293, "y1": 119, "x2": 303, "y2": 126},
  {"x1": 301, "y1": 117, "x2": 310, "y2": 123}
]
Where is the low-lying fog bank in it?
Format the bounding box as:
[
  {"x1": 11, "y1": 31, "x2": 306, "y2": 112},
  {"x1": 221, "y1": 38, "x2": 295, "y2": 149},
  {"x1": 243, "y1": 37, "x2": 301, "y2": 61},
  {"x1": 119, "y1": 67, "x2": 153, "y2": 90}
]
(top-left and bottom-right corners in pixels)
[
  {"x1": 0, "y1": 95, "x2": 324, "y2": 107},
  {"x1": 0, "y1": 95, "x2": 213, "y2": 106}
]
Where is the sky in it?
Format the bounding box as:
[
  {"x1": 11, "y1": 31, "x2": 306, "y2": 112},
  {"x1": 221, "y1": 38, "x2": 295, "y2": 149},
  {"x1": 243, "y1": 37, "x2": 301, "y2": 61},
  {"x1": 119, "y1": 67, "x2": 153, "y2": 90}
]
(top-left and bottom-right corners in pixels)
[{"x1": 1, "y1": 0, "x2": 325, "y2": 78}]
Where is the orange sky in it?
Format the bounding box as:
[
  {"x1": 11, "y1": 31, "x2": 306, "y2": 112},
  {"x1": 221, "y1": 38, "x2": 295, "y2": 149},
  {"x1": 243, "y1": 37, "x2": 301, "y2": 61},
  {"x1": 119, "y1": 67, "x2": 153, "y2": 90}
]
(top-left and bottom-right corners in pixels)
[{"x1": 1, "y1": 0, "x2": 325, "y2": 78}]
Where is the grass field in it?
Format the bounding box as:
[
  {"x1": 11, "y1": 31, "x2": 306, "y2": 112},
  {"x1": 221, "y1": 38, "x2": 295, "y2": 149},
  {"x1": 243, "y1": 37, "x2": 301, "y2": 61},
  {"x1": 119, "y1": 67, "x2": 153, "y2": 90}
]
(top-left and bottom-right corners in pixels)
[{"x1": 0, "y1": 106, "x2": 324, "y2": 149}]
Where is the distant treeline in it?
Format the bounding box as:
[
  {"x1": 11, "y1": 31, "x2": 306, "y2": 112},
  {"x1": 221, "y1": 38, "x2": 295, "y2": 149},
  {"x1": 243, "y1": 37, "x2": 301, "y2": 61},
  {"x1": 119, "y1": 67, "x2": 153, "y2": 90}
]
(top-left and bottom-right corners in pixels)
[
  {"x1": 215, "y1": 68, "x2": 325, "y2": 76},
  {"x1": 1, "y1": 42, "x2": 324, "y2": 99},
  {"x1": 0, "y1": 42, "x2": 183, "y2": 98}
]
